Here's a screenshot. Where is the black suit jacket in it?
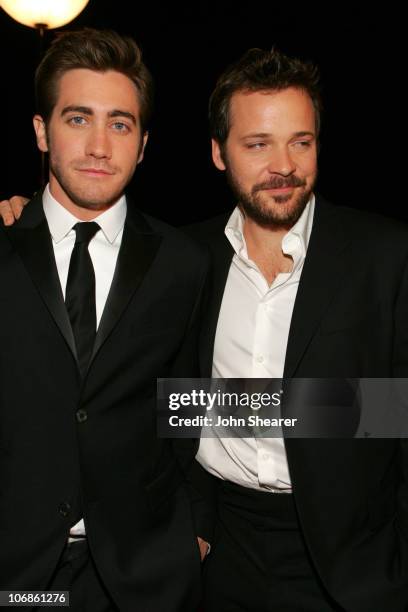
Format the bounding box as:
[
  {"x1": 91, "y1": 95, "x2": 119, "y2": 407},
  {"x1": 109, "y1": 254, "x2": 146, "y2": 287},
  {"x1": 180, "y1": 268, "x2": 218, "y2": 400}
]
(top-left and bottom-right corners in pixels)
[
  {"x1": 0, "y1": 193, "x2": 209, "y2": 611},
  {"x1": 187, "y1": 196, "x2": 408, "y2": 612}
]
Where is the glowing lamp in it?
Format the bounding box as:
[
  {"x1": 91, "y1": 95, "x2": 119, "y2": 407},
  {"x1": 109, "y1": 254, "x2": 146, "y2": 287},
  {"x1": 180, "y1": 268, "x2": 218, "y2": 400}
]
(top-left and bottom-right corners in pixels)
[{"x1": 1, "y1": 0, "x2": 90, "y2": 30}]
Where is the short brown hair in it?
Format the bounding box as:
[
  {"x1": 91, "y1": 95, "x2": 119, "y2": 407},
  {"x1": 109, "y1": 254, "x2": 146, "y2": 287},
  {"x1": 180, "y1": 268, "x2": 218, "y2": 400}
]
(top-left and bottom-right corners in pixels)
[
  {"x1": 209, "y1": 47, "x2": 322, "y2": 147},
  {"x1": 35, "y1": 28, "x2": 153, "y2": 132}
]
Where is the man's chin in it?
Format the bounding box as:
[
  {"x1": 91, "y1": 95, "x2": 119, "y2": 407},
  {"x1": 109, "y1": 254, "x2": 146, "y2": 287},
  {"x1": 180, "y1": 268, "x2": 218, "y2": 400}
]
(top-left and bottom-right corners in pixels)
[
  {"x1": 269, "y1": 193, "x2": 293, "y2": 204},
  {"x1": 74, "y1": 199, "x2": 116, "y2": 211},
  {"x1": 241, "y1": 194, "x2": 310, "y2": 227},
  {"x1": 65, "y1": 187, "x2": 124, "y2": 211}
]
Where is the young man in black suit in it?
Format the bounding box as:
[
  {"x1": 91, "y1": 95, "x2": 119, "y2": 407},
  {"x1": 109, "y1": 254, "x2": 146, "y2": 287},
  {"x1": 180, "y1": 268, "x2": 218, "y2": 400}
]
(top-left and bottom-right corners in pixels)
[
  {"x1": 187, "y1": 49, "x2": 408, "y2": 611},
  {"x1": 0, "y1": 29, "x2": 208, "y2": 611}
]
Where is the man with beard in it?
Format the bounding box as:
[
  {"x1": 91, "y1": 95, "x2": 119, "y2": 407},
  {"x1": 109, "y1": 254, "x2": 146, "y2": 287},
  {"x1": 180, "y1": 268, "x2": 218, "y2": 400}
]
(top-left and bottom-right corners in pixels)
[
  {"x1": 0, "y1": 28, "x2": 209, "y2": 611},
  {"x1": 187, "y1": 48, "x2": 408, "y2": 611}
]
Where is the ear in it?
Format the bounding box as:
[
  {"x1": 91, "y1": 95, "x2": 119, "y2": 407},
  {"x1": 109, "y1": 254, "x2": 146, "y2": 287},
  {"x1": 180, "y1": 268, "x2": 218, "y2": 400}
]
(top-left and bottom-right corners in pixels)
[
  {"x1": 33, "y1": 115, "x2": 48, "y2": 153},
  {"x1": 211, "y1": 138, "x2": 226, "y2": 171},
  {"x1": 137, "y1": 131, "x2": 149, "y2": 164}
]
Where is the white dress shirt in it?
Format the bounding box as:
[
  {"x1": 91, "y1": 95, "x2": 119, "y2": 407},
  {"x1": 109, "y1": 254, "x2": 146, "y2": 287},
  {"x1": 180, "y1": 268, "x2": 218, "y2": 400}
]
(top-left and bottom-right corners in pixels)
[
  {"x1": 43, "y1": 184, "x2": 127, "y2": 535},
  {"x1": 196, "y1": 196, "x2": 315, "y2": 492}
]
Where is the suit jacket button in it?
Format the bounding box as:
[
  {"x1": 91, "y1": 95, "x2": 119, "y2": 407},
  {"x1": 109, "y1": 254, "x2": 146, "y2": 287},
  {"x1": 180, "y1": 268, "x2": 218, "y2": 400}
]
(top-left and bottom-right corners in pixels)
[
  {"x1": 59, "y1": 502, "x2": 71, "y2": 517},
  {"x1": 76, "y1": 409, "x2": 88, "y2": 423}
]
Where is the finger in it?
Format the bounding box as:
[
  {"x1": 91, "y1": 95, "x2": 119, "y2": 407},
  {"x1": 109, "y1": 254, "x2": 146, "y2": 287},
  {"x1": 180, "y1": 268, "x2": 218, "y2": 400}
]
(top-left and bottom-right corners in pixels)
[
  {"x1": 197, "y1": 537, "x2": 210, "y2": 561},
  {"x1": 10, "y1": 195, "x2": 29, "y2": 219},
  {"x1": 0, "y1": 201, "x2": 16, "y2": 226},
  {"x1": 199, "y1": 542, "x2": 209, "y2": 561}
]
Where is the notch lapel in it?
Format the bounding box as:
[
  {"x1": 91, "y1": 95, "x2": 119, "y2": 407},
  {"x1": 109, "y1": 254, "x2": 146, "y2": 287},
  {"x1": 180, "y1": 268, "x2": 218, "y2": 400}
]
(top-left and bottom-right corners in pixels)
[
  {"x1": 90, "y1": 204, "x2": 162, "y2": 363},
  {"x1": 283, "y1": 198, "x2": 351, "y2": 378},
  {"x1": 200, "y1": 226, "x2": 234, "y2": 376},
  {"x1": 5, "y1": 193, "x2": 77, "y2": 361}
]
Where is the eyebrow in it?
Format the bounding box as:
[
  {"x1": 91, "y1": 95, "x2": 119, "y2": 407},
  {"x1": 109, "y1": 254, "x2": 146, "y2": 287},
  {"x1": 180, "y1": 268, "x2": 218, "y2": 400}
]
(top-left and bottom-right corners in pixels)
[
  {"x1": 241, "y1": 131, "x2": 315, "y2": 140},
  {"x1": 291, "y1": 131, "x2": 315, "y2": 138},
  {"x1": 61, "y1": 105, "x2": 137, "y2": 125}
]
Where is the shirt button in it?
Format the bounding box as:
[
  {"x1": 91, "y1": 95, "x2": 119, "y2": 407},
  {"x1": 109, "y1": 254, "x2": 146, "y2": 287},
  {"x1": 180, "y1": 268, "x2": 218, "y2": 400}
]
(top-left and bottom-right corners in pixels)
[
  {"x1": 262, "y1": 453, "x2": 271, "y2": 461},
  {"x1": 76, "y1": 409, "x2": 88, "y2": 423},
  {"x1": 59, "y1": 502, "x2": 71, "y2": 517},
  {"x1": 256, "y1": 355, "x2": 264, "y2": 363}
]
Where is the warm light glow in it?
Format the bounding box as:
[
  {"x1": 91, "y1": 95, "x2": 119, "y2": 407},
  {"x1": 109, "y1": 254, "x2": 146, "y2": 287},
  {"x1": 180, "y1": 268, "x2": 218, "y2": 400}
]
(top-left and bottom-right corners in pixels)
[{"x1": 1, "y1": 0, "x2": 90, "y2": 29}]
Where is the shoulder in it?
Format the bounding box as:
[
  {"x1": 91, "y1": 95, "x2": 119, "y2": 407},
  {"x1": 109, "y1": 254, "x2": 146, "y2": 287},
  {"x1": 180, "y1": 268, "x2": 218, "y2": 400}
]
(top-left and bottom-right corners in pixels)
[
  {"x1": 182, "y1": 213, "x2": 230, "y2": 246},
  {"x1": 136, "y1": 210, "x2": 210, "y2": 269},
  {"x1": 316, "y1": 195, "x2": 408, "y2": 249}
]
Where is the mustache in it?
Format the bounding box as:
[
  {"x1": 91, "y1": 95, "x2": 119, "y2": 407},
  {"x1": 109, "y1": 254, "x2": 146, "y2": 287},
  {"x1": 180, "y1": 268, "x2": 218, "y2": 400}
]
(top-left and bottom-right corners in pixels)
[{"x1": 253, "y1": 175, "x2": 306, "y2": 192}]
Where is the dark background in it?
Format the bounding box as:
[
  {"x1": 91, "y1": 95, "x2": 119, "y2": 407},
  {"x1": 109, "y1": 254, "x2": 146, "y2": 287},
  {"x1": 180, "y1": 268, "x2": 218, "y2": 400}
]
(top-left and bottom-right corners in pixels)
[{"x1": 0, "y1": 2, "x2": 401, "y2": 225}]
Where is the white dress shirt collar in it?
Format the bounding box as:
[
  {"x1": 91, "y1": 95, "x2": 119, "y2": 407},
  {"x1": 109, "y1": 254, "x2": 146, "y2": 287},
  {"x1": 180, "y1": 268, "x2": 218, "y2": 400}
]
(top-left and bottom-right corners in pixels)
[
  {"x1": 225, "y1": 194, "x2": 315, "y2": 271},
  {"x1": 42, "y1": 184, "x2": 127, "y2": 244}
]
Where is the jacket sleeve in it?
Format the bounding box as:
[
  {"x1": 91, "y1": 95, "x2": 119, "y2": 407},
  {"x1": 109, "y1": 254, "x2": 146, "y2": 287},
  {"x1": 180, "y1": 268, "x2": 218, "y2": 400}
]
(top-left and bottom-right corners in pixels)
[{"x1": 168, "y1": 246, "x2": 217, "y2": 543}]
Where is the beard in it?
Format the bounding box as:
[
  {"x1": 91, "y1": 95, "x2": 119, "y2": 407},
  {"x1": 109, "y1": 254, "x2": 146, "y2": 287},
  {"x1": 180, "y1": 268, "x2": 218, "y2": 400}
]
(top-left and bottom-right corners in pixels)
[{"x1": 225, "y1": 166, "x2": 316, "y2": 228}]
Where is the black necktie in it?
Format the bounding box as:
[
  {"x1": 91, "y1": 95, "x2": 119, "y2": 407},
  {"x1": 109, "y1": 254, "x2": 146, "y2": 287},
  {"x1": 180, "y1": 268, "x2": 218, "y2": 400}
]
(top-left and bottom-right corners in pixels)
[{"x1": 65, "y1": 222, "x2": 100, "y2": 377}]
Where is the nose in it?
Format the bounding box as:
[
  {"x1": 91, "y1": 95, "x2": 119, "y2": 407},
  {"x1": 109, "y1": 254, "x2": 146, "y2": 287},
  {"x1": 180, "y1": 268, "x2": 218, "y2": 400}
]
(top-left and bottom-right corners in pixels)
[
  {"x1": 267, "y1": 146, "x2": 296, "y2": 176},
  {"x1": 85, "y1": 126, "x2": 112, "y2": 159}
]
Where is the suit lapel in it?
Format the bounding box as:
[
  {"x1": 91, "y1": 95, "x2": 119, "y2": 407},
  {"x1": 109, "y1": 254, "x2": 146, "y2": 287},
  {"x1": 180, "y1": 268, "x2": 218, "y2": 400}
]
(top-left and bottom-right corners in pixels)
[
  {"x1": 200, "y1": 228, "x2": 233, "y2": 376},
  {"x1": 6, "y1": 193, "x2": 77, "y2": 360},
  {"x1": 6, "y1": 195, "x2": 162, "y2": 371},
  {"x1": 90, "y1": 203, "x2": 162, "y2": 362},
  {"x1": 283, "y1": 198, "x2": 351, "y2": 378}
]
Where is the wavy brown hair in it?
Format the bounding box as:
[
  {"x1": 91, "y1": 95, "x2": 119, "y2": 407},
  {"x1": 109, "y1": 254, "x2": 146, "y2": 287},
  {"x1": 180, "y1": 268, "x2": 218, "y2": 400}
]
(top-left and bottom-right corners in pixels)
[
  {"x1": 209, "y1": 47, "x2": 322, "y2": 148},
  {"x1": 35, "y1": 28, "x2": 153, "y2": 132}
]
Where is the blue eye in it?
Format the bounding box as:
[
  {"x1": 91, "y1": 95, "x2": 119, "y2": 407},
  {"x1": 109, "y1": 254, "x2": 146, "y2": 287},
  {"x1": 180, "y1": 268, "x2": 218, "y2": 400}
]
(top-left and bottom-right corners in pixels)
[
  {"x1": 112, "y1": 122, "x2": 130, "y2": 132},
  {"x1": 247, "y1": 142, "x2": 266, "y2": 149},
  {"x1": 68, "y1": 116, "x2": 86, "y2": 126},
  {"x1": 294, "y1": 141, "x2": 312, "y2": 148}
]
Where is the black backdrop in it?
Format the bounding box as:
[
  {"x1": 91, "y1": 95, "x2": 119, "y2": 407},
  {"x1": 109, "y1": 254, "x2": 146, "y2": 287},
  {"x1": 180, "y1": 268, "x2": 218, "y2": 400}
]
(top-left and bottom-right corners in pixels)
[{"x1": 1, "y1": 2, "x2": 401, "y2": 225}]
